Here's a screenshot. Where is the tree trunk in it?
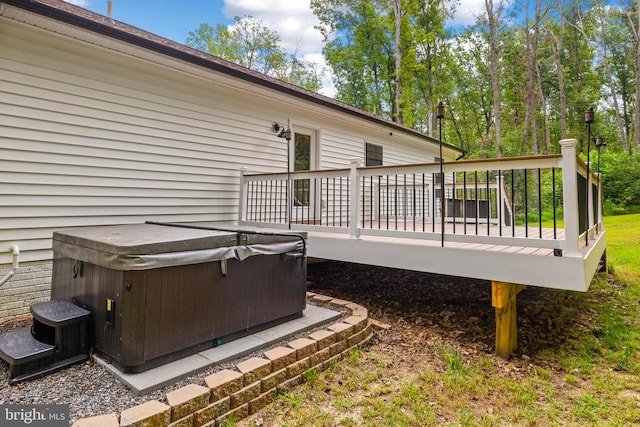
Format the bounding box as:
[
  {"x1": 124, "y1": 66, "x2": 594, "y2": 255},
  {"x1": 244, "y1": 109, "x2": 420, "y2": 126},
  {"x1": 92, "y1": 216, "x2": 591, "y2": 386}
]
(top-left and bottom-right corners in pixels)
[
  {"x1": 597, "y1": 5, "x2": 628, "y2": 149},
  {"x1": 394, "y1": 0, "x2": 403, "y2": 124},
  {"x1": 635, "y1": 0, "x2": 640, "y2": 152},
  {"x1": 537, "y1": 64, "x2": 551, "y2": 153},
  {"x1": 486, "y1": 0, "x2": 503, "y2": 158},
  {"x1": 523, "y1": 0, "x2": 542, "y2": 155},
  {"x1": 549, "y1": 26, "x2": 567, "y2": 140},
  {"x1": 373, "y1": 63, "x2": 383, "y2": 117},
  {"x1": 448, "y1": 102, "x2": 465, "y2": 150}
]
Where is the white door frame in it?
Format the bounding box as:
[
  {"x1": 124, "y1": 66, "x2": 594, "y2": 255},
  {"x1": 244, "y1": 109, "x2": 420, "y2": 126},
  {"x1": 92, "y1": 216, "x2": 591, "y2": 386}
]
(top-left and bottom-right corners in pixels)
[{"x1": 290, "y1": 125, "x2": 318, "y2": 223}]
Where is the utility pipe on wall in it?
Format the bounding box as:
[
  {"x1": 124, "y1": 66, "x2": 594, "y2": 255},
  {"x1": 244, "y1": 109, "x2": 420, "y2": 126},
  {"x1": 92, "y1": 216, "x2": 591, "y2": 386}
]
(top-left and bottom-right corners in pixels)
[{"x1": 0, "y1": 245, "x2": 20, "y2": 288}]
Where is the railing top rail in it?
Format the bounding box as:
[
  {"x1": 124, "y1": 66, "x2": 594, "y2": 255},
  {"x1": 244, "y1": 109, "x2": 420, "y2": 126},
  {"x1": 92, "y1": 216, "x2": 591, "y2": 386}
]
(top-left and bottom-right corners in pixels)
[
  {"x1": 576, "y1": 156, "x2": 602, "y2": 181},
  {"x1": 243, "y1": 167, "x2": 350, "y2": 178},
  {"x1": 243, "y1": 153, "x2": 565, "y2": 180}
]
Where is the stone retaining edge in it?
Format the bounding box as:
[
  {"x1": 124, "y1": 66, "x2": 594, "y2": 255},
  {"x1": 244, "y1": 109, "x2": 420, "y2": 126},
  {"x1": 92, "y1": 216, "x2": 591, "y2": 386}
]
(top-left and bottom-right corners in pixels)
[{"x1": 72, "y1": 293, "x2": 373, "y2": 427}]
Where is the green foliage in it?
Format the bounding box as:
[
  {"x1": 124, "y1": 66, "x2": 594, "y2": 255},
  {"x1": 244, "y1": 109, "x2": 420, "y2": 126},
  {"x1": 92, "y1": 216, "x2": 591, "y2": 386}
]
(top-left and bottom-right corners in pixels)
[
  {"x1": 186, "y1": 16, "x2": 323, "y2": 92},
  {"x1": 599, "y1": 150, "x2": 640, "y2": 208},
  {"x1": 310, "y1": 0, "x2": 639, "y2": 163}
]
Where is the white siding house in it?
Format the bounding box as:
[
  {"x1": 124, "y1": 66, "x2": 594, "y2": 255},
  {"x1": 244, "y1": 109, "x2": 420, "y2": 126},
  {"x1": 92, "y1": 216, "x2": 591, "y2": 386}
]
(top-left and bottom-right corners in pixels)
[{"x1": 0, "y1": 0, "x2": 461, "y2": 320}]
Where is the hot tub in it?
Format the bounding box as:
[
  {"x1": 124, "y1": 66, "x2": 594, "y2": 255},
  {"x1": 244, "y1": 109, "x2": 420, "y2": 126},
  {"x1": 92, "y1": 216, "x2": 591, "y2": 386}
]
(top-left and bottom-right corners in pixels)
[{"x1": 51, "y1": 222, "x2": 306, "y2": 373}]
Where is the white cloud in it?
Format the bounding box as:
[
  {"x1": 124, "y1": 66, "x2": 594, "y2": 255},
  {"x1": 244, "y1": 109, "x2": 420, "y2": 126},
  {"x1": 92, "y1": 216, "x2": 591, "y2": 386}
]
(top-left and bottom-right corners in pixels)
[
  {"x1": 449, "y1": 0, "x2": 487, "y2": 27},
  {"x1": 64, "y1": 0, "x2": 89, "y2": 7},
  {"x1": 223, "y1": 0, "x2": 324, "y2": 56},
  {"x1": 223, "y1": 0, "x2": 335, "y2": 96}
]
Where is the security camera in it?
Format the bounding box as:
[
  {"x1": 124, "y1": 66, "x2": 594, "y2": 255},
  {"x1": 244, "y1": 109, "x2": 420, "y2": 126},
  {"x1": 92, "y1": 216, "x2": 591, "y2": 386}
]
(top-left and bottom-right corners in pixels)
[{"x1": 272, "y1": 123, "x2": 282, "y2": 133}]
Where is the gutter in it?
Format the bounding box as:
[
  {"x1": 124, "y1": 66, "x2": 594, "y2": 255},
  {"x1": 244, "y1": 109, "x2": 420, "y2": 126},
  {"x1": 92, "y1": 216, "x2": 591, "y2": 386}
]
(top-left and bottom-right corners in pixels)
[{"x1": 0, "y1": 245, "x2": 20, "y2": 288}]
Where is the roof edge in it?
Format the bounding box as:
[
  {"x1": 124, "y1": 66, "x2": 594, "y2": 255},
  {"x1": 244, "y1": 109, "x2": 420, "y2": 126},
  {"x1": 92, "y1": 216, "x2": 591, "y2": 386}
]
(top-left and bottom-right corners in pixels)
[{"x1": 3, "y1": 0, "x2": 463, "y2": 154}]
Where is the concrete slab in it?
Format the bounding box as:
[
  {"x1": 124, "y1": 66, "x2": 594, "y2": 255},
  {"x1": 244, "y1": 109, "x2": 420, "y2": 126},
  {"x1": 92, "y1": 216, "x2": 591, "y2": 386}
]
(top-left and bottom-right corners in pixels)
[
  {"x1": 95, "y1": 304, "x2": 341, "y2": 394},
  {"x1": 199, "y1": 335, "x2": 267, "y2": 363}
]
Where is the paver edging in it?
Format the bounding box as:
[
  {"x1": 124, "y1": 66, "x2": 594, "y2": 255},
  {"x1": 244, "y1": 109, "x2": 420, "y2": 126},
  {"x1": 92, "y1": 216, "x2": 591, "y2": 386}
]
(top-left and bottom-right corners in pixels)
[{"x1": 71, "y1": 293, "x2": 373, "y2": 427}]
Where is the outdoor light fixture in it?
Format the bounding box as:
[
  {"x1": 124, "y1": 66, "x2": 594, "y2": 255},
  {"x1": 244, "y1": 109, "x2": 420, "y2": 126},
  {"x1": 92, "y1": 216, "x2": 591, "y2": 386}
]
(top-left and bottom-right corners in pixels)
[
  {"x1": 584, "y1": 107, "x2": 594, "y2": 124},
  {"x1": 437, "y1": 101, "x2": 445, "y2": 247},
  {"x1": 273, "y1": 123, "x2": 292, "y2": 141},
  {"x1": 584, "y1": 107, "x2": 594, "y2": 245},
  {"x1": 436, "y1": 101, "x2": 445, "y2": 120},
  {"x1": 595, "y1": 136, "x2": 606, "y2": 233}
]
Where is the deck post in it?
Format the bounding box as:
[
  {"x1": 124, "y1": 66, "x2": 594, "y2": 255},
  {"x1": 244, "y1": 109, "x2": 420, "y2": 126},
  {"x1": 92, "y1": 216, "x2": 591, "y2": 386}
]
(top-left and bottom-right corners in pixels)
[
  {"x1": 238, "y1": 167, "x2": 249, "y2": 223},
  {"x1": 587, "y1": 162, "x2": 594, "y2": 241},
  {"x1": 492, "y1": 281, "x2": 525, "y2": 358},
  {"x1": 349, "y1": 158, "x2": 361, "y2": 238},
  {"x1": 596, "y1": 172, "x2": 603, "y2": 231},
  {"x1": 560, "y1": 139, "x2": 581, "y2": 257}
]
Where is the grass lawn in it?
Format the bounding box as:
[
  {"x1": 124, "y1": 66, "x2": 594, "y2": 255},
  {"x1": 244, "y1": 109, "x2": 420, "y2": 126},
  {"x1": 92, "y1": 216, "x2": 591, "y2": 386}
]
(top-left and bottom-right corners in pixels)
[{"x1": 237, "y1": 213, "x2": 640, "y2": 427}]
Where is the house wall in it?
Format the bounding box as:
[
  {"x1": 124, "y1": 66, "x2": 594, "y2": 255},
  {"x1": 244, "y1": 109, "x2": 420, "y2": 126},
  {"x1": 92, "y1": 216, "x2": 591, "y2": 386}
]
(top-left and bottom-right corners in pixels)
[{"x1": 0, "y1": 13, "x2": 440, "y2": 320}]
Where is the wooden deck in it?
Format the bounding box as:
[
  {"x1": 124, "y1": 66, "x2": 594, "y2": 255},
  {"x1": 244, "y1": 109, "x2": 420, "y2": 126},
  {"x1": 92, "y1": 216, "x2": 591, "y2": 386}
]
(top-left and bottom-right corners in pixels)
[
  {"x1": 302, "y1": 225, "x2": 604, "y2": 292},
  {"x1": 237, "y1": 140, "x2": 608, "y2": 357}
]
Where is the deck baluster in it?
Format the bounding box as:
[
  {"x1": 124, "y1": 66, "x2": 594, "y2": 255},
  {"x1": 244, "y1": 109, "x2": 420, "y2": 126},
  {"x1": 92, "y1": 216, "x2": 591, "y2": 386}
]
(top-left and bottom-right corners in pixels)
[
  {"x1": 552, "y1": 169, "x2": 557, "y2": 239},
  {"x1": 498, "y1": 171, "x2": 503, "y2": 236},
  {"x1": 524, "y1": 169, "x2": 529, "y2": 238},
  {"x1": 463, "y1": 172, "x2": 467, "y2": 235},
  {"x1": 511, "y1": 170, "x2": 515, "y2": 237},
  {"x1": 453, "y1": 172, "x2": 456, "y2": 234},
  {"x1": 538, "y1": 169, "x2": 542, "y2": 238},
  {"x1": 486, "y1": 170, "x2": 490, "y2": 236},
  {"x1": 432, "y1": 173, "x2": 436, "y2": 233},
  {"x1": 475, "y1": 171, "x2": 479, "y2": 235}
]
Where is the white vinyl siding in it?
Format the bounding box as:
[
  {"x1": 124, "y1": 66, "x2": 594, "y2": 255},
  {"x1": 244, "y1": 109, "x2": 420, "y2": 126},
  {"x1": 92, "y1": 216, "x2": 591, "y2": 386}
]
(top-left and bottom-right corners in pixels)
[
  {"x1": 1, "y1": 23, "x2": 282, "y2": 263},
  {"x1": 0, "y1": 15, "x2": 444, "y2": 264}
]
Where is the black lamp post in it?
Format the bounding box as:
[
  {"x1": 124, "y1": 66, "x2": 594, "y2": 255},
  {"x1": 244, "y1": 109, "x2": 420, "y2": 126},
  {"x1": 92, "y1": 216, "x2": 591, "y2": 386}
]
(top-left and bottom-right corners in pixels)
[
  {"x1": 595, "y1": 135, "x2": 605, "y2": 233},
  {"x1": 584, "y1": 107, "x2": 594, "y2": 245},
  {"x1": 275, "y1": 123, "x2": 293, "y2": 229},
  {"x1": 436, "y1": 101, "x2": 445, "y2": 247},
  {"x1": 284, "y1": 127, "x2": 292, "y2": 229}
]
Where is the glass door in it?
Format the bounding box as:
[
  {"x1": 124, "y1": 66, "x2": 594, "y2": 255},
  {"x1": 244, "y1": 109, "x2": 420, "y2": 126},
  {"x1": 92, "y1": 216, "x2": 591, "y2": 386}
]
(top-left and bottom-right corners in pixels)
[{"x1": 291, "y1": 127, "x2": 317, "y2": 223}]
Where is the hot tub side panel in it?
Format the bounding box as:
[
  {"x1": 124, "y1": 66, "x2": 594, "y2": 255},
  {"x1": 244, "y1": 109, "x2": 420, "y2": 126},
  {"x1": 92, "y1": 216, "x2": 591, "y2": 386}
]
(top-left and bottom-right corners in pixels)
[
  {"x1": 226, "y1": 254, "x2": 307, "y2": 330},
  {"x1": 51, "y1": 256, "x2": 125, "y2": 363}
]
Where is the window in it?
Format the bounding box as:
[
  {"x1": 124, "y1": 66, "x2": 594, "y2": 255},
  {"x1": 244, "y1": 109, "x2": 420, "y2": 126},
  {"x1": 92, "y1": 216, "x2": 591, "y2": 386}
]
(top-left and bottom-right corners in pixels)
[
  {"x1": 365, "y1": 143, "x2": 383, "y2": 166},
  {"x1": 434, "y1": 157, "x2": 443, "y2": 183},
  {"x1": 294, "y1": 133, "x2": 312, "y2": 206}
]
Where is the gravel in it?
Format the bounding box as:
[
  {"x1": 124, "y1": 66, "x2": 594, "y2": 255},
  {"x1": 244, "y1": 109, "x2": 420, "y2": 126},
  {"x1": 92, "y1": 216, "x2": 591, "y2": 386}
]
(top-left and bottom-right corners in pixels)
[
  {"x1": 0, "y1": 298, "x2": 348, "y2": 424},
  {"x1": 2, "y1": 259, "x2": 580, "y2": 424}
]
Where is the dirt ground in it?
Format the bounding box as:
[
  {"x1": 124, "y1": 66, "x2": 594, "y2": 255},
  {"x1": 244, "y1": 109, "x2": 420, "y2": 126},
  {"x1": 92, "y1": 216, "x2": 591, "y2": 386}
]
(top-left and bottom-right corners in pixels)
[
  {"x1": 306, "y1": 260, "x2": 595, "y2": 359},
  {"x1": 240, "y1": 260, "x2": 606, "y2": 426}
]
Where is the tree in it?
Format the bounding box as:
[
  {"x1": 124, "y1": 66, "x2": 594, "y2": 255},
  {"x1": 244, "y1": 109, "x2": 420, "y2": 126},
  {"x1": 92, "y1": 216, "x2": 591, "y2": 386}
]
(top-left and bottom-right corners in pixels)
[
  {"x1": 393, "y1": 0, "x2": 404, "y2": 124},
  {"x1": 186, "y1": 16, "x2": 323, "y2": 92},
  {"x1": 313, "y1": 0, "x2": 395, "y2": 117},
  {"x1": 635, "y1": 0, "x2": 640, "y2": 152},
  {"x1": 484, "y1": 0, "x2": 506, "y2": 157},
  {"x1": 595, "y1": 2, "x2": 629, "y2": 151}
]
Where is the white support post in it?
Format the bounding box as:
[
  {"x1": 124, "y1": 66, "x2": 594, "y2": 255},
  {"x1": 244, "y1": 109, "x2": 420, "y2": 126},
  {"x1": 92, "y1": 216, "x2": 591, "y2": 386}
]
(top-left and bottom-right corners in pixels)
[
  {"x1": 560, "y1": 139, "x2": 581, "y2": 257},
  {"x1": 238, "y1": 167, "x2": 249, "y2": 223},
  {"x1": 587, "y1": 163, "x2": 594, "y2": 240},
  {"x1": 596, "y1": 172, "x2": 603, "y2": 230},
  {"x1": 349, "y1": 158, "x2": 361, "y2": 238}
]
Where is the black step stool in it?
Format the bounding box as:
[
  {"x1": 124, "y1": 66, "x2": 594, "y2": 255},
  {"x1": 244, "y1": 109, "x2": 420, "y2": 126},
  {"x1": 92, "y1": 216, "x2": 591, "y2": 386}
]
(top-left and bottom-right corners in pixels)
[{"x1": 0, "y1": 299, "x2": 91, "y2": 383}]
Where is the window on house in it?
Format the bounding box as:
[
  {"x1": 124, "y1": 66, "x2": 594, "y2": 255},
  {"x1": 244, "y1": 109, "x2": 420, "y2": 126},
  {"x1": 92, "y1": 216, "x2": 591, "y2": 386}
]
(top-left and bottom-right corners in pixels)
[
  {"x1": 434, "y1": 157, "x2": 443, "y2": 183},
  {"x1": 365, "y1": 143, "x2": 383, "y2": 166}
]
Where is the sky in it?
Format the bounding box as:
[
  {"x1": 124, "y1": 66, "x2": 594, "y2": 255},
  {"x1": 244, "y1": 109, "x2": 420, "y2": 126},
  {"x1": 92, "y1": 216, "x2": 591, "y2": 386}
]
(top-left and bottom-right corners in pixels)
[{"x1": 64, "y1": 0, "x2": 487, "y2": 96}]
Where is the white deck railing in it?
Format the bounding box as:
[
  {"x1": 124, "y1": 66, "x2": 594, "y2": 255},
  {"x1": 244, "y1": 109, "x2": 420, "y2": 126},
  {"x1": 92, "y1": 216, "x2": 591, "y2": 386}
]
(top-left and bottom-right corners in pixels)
[{"x1": 239, "y1": 139, "x2": 602, "y2": 257}]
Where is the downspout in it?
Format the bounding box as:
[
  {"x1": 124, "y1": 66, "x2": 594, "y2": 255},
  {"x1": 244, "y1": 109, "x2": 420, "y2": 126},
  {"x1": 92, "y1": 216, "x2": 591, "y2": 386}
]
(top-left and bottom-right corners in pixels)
[{"x1": 0, "y1": 245, "x2": 20, "y2": 288}]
